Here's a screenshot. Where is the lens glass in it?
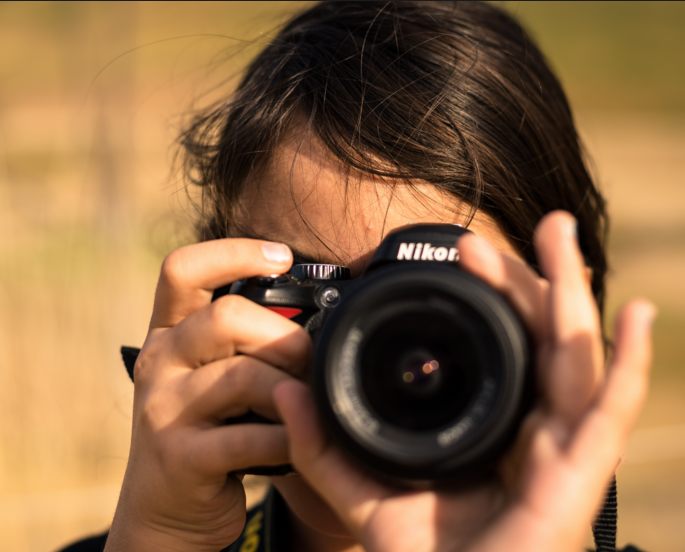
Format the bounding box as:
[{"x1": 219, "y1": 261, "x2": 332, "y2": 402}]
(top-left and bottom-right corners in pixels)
[{"x1": 359, "y1": 299, "x2": 489, "y2": 431}]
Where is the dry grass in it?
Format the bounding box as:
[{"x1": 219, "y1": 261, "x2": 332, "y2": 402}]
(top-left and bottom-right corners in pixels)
[
  {"x1": 1, "y1": 4, "x2": 684, "y2": 552},
  {"x1": 579, "y1": 113, "x2": 685, "y2": 551}
]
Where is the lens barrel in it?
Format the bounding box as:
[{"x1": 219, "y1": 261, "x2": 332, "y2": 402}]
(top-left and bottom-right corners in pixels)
[{"x1": 312, "y1": 263, "x2": 531, "y2": 482}]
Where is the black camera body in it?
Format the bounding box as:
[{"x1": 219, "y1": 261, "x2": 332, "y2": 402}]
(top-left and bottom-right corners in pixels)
[{"x1": 217, "y1": 224, "x2": 532, "y2": 483}]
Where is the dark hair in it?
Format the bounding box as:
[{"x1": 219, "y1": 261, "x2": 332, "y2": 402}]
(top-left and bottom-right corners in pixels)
[{"x1": 180, "y1": 1, "x2": 609, "y2": 315}]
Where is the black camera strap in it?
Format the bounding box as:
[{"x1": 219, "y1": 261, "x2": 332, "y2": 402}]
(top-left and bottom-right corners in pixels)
[
  {"x1": 121, "y1": 345, "x2": 139, "y2": 382},
  {"x1": 593, "y1": 476, "x2": 617, "y2": 552}
]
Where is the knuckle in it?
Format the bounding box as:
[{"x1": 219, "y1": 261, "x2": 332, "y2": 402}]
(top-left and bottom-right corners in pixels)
[
  {"x1": 137, "y1": 386, "x2": 170, "y2": 431},
  {"x1": 287, "y1": 326, "x2": 313, "y2": 357},
  {"x1": 212, "y1": 357, "x2": 259, "y2": 403},
  {"x1": 132, "y1": 346, "x2": 156, "y2": 385},
  {"x1": 223, "y1": 357, "x2": 249, "y2": 391},
  {"x1": 230, "y1": 356, "x2": 265, "y2": 390},
  {"x1": 159, "y1": 247, "x2": 191, "y2": 289},
  {"x1": 132, "y1": 334, "x2": 168, "y2": 384},
  {"x1": 210, "y1": 295, "x2": 248, "y2": 327}
]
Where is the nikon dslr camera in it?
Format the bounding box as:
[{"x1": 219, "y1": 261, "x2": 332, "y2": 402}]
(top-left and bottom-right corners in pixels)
[{"x1": 217, "y1": 224, "x2": 532, "y2": 483}]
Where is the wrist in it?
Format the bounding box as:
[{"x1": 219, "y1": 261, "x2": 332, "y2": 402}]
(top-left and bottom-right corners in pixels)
[{"x1": 105, "y1": 508, "x2": 235, "y2": 552}]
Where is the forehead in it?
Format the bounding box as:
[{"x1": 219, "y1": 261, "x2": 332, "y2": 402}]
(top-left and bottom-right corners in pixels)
[{"x1": 241, "y1": 123, "x2": 520, "y2": 275}]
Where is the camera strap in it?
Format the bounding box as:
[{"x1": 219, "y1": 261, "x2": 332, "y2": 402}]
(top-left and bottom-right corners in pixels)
[
  {"x1": 592, "y1": 476, "x2": 617, "y2": 552},
  {"x1": 121, "y1": 346, "x2": 139, "y2": 382}
]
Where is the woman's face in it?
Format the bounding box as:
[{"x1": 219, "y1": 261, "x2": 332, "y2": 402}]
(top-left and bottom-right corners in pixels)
[
  {"x1": 242, "y1": 122, "x2": 523, "y2": 275},
  {"x1": 240, "y1": 123, "x2": 523, "y2": 538}
]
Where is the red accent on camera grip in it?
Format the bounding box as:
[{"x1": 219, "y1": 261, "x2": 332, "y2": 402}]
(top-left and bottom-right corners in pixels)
[{"x1": 266, "y1": 306, "x2": 303, "y2": 319}]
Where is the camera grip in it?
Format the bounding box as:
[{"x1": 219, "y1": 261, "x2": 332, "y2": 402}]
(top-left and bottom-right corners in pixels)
[{"x1": 120, "y1": 346, "x2": 294, "y2": 476}]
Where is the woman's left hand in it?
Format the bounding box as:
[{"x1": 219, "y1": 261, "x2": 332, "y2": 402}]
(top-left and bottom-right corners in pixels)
[{"x1": 273, "y1": 210, "x2": 655, "y2": 552}]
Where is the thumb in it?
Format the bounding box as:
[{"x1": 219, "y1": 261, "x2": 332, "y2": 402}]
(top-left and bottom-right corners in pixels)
[{"x1": 273, "y1": 380, "x2": 388, "y2": 531}]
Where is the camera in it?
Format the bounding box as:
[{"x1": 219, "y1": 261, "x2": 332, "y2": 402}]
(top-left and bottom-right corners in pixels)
[{"x1": 216, "y1": 224, "x2": 532, "y2": 483}]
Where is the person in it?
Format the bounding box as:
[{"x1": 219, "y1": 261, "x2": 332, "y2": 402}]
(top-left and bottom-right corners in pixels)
[{"x1": 59, "y1": 2, "x2": 654, "y2": 552}]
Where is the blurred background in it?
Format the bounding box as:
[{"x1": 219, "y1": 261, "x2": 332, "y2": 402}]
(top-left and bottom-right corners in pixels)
[{"x1": 0, "y1": 2, "x2": 684, "y2": 550}]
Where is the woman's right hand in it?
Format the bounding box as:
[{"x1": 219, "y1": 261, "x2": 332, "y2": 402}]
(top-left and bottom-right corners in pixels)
[{"x1": 104, "y1": 239, "x2": 311, "y2": 552}]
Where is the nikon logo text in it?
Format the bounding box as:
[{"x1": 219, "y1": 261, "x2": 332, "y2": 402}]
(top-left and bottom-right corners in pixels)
[{"x1": 397, "y1": 242, "x2": 458, "y2": 262}]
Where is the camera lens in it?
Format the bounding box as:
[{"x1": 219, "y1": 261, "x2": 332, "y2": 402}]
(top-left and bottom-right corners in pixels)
[
  {"x1": 396, "y1": 349, "x2": 443, "y2": 396},
  {"x1": 360, "y1": 304, "x2": 481, "y2": 431},
  {"x1": 313, "y1": 264, "x2": 530, "y2": 481}
]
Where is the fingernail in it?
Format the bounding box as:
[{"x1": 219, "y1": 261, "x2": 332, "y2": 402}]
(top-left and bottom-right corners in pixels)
[
  {"x1": 262, "y1": 242, "x2": 291, "y2": 264},
  {"x1": 567, "y1": 218, "x2": 578, "y2": 240}
]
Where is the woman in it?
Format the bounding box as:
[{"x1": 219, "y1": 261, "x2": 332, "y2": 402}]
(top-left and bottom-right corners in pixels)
[{"x1": 63, "y1": 3, "x2": 654, "y2": 551}]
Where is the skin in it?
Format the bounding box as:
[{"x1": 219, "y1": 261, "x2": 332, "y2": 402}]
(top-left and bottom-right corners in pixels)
[{"x1": 104, "y1": 126, "x2": 655, "y2": 552}]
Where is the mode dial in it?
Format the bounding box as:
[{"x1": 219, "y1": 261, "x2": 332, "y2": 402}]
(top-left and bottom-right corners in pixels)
[{"x1": 290, "y1": 264, "x2": 351, "y2": 281}]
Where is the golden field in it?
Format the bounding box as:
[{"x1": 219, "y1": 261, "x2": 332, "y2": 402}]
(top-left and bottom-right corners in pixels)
[{"x1": 0, "y1": 3, "x2": 684, "y2": 551}]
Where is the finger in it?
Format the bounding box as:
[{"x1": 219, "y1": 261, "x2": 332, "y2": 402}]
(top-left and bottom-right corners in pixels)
[
  {"x1": 534, "y1": 211, "x2": 604, "y2": 423},
  {"x1": 457, "y1": 233, "x2": 548, "y2": 343},
  {"x1": 189, "y1": 423, "x2": 291, "y2": 476},
  {"x1": 599, "y1": 300, "x2": 655, "y2": 432},
  {"x1": 498, "y1": 408, "x2": 547, "y2": 493},
  {"x1": 151, "y1": 239, "x2": 293, "y2": 329},
  {"x1": 569, "y1": 300, "x2": 655, "y2": 473},
  {"x1": 165, "y1": 294, "x2": 311, "y2": 376},
  {"x1": 181, "y1": 355, "x2": 296, "y2": 422},
  {"x1": 273, "y1": 380, "x2": 389, "y2": 532},
  {"x1": 487, "y1": 302, "x2": 653, "y2": 552}
]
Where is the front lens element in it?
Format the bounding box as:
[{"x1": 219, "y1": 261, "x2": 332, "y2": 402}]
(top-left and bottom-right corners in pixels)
[{"x1": 359, "y1": 302, "x2": 486, "y2": 431}]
